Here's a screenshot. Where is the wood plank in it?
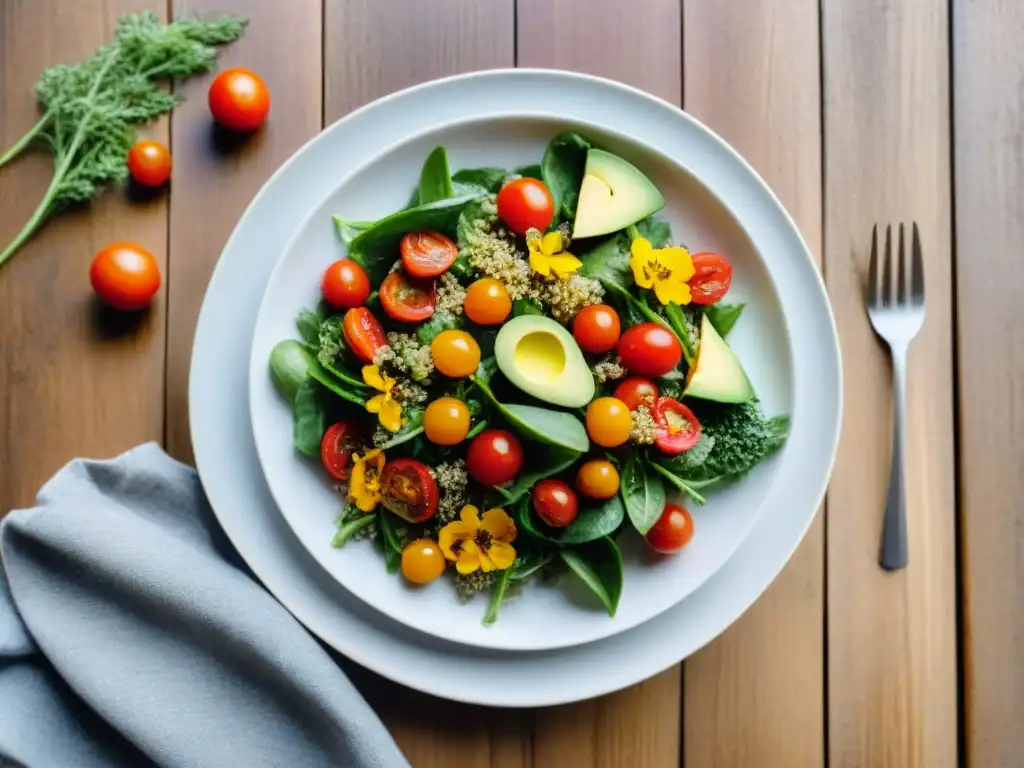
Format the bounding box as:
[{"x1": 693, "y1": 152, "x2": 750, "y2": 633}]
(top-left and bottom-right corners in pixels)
[
  {"x1": 952, "y1": 1, "x2": 1024, "y2": 765},
  {"x1": 0, "y1": 0, "x2": 166, "y2": 513},
  {"x1": 516, "y1": 2, "x2": 682, "y2": 767},
  {"x1": 822, "y1": 2, "x2": 958, "y2": 766},
  {"x1": 680, "y1": 1, "x2": 825, "y2": 762},
  {"x1": 165, "y1": 0, "x2": 322, "y2": 463}
]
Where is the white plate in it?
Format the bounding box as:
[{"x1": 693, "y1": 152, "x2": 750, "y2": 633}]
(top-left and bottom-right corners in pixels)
[
  {"x1": 191, "y1": 70, "x2": 841, "y2": 706},
  {"x1": 249, "y1": 114, "x2": 794, "y2": 650}
]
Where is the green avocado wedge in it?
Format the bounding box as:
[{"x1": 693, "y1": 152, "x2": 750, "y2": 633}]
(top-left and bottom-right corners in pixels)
[
  {"x1": 493, "y1": 315, "x2": 595, "y2": 409},
  {"x1": 683, "y1": 313, "x2": 756, "y2": 403}
]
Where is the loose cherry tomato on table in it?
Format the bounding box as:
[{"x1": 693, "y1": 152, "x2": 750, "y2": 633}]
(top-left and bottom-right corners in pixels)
[
  {"x1": 400, "y1": 231, "x2": 458, "y2": 278},
  {"x1": 572, "y1": 304, "x2": 621, "y2": 354},
  {"x1": 532, "y1": 479, "x2": 579, "y2": 528},
  {"x1": 430, "y1": 330, "x2": 481, "y2": 378},
  {"x1": 687, "y1": 252, "x2": 733, "y2": 305},
  {"x1": 89, "y1": 242, "x2": 161, "y2": 311},
  {"x1": 465, "y1": 429, "x2": 523, "y2": 486},
  {"x1": 585, "y1": 397, "x2": 632, "y2": 448},
  {"x1": 464, "y1": 278, "x2": 512, "y2": 325},
  {"x1": 342, "y1": 307, "x2": 387, "y2": 362},
  {"x1": 575, "y1": 459, "x2": 620, "y2": 500},
  {"x1": 423, "y1": 397, "x2": 470, "y2": 445},
  {"x1": 319, "y1": 421, "x2": 361, "y2": 480},
  {"x1": 613, "y1": 377, "x2": 659, "y2": 411},
  {"x1": 644, "y1": 503, "x2": 694, "y2": 554},
  {"x1": 401, "y1": 539, "x2": 446, "y2": 584},
  {"x1": 616, "y1": 323, "x2": 682, "y2": 377},
  {"x1": 653, "y1": 398, "x2": 701, "y2": 455},
  {"x1": 496, "y1": 177, "x2": 554, "y2": 235},
  {"x1": 322, "y1": 259, "x2": 370, "y2": 309},
  {"x1": 127, "y1": 140, "x2": 171, "y2": 186},
  {"x1": 208, "y1": 67, "x2": 270, "y2": 131},
  {"x1": 380, "y1": 458, "x2": 439, "y2": 523},
  {"x1": 379, "y1": 271, "x2": 436, "y2": 322}
]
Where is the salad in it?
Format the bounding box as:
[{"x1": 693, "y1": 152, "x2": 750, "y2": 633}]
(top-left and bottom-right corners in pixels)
[{"x1": 268, "y1": 133, "x2": 789, "y2": 625}]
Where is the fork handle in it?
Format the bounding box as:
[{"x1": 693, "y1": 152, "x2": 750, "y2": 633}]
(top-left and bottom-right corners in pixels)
[{"x1": 880, "y1": 348, "x2": 909, "y2": 570}]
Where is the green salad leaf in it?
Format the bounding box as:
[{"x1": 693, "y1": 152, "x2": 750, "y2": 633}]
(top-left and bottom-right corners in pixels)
[
  {"x1": 416, "y1": 312, "x2": 463, "y2": 345},
  {"x1": 514, "y1": 163, "x2": 543, "y2": 179},
  {"x1": 620, "y1": 454, "x2": 666, "y2": 534},
  {"x1": 512, "y1": 298, "x2": 544, "y2": 317},
  {"x1": 513, "y1": 492, "x2": 624, "y2": 545},
  {"x1": 269, "y1": 340, "x2": 312, "y2": 402},
  {"x1": 452, "y1": 167, "x2": 508, "y2": 195},
  {"x1": 648, "y1": 461, "x2": 707, "y2": 505},
  {"x1": 418, "y1": 145, "x2": 454, "y2": 204},
  {"x1": 483, "y1": 569, "x2": 512, "y2": 626},
  {"x1": 377, "y1": 406, "x2": 426, "y2": 450},
  {"x1": 292, "y1": 379, "x2": 325, "y2": 456},
  {"x1": 471, "y1": 375, "x2": 589, "y2": 452},
  {"x1": 332, "y1": 217, "x2": 374, "y2": 246},
  {"x1": 559, "y1": 537, "x2": 624, "y2": 616},
  {"x1": 664, "y1": 302, "x2": 699, "y2": 364},
  {"x1": 377, "y1": 510, "x2": 403, "y2": 574},
  {"x1": 331, "y1": 514, "x2": 374, "y2": 548},
  {"x1": 704, "y1": 303, "x2": 745, "y2": 338},
  {"x1": 296, "y1": 308, "x2": 323, "y2": 347},
  {"x1": 541, "y1": 132, "x2": 591, "y2": 220},
  {"x1": 509, "y1": 546, "x2": 556, "y2": 581},
  {"x1": 497, "y1": 447, "x2": 582, "y2": 505}
]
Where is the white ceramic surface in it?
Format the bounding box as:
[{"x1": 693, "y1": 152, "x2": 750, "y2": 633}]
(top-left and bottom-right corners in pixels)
[
  {"x1": 249, "y1": 115, "x2": 793, "y2": 650},
  {"x1": 191, "y1": 69, "x2": 841, "y2": 707}
]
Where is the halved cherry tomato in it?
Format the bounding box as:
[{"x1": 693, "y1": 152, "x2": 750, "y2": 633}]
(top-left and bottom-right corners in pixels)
[
  {"x1": 533, "y1": 479, "x2": 579, "y2": 528},
  {"x1": 688, "y1": 252, "x2": 733, "y2": 305},
  {"x1": 496, "y1": 177, "x2": 554, "y2": 235},
  {"x1": 127, "y1": 140, "x2": 171, "y2": 187},
  {"x1": 400, "y1": 231, "x2": 458, "y2": 278},
  {"x1": 208, "y1": 68, "x2": 270, "y2": 132},
  {"x1": 613, "y1": 377, "x2": 659, "y2": 411},
  {"x1": 465, "y1": 429, "x2": 523, "y2": 486},
  {"x1": 319, "y1": 421, "x2": 361, "y2": 480},
  {"x1": 572, "y1": 304, "x2": 621, "y2": 354},
  {"x1": 616, "y1": 323, "x2": 681, "y2": 377},
  {"x1": 342, "y1": 307, "x2": 387, "y2": 362},
  {"x1": 401, "y1": 539, "x2": 446, "y2": 584},
  {"x1": 322, "y1": 259, "x2": 370, "y2": 309},
  {"x1": 89, "y1": 242, "x2": 161, "y2": 311},
  {"x1": 380, "y1": 271, "x2": 436, "y2": 322},
  {"x1": 463, "y1": 278, "x2": 511, "y2": 325},
  {"x1": 585, "y1": 397, "x2": 632, "y2": 448},
  {"x1": 653, "y1": 397, "x2": 701, "y2": 454},
  {"x1": 644, "y1": 503, "x2": 694, "y2": 554},
  {"x1": 575, "y1": 459, "x2": 620, "y2": 500},
  {"x1": 380, "y1": 458, "x2": 439, "y2": 523}
]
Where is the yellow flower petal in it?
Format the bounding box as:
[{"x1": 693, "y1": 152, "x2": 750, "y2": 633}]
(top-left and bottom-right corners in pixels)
[
  {"x1": 630, "y1": 237, "x2": 653, "y2": 259},
  {"x1": 487, "y1": 541, "x2": 517, "y2": 570},
  {"x1": 361, "y1": 365, "x2": 388, "y2": 392},
  {"x1": 654, "y1": 279, "x2": 692, "y2": 306},
  {"x1": 459, "y1": 505, "x2": 481, "y2": 526},
  {"x1": 455, "y1": 541, "x2": 481, "y2": 574},
  {"x1": 547, "y1": 254, "x2": 583, "y2": 279},
  {"x1": 540, "y1": 231, "x2": 564, "y2": 256},
  {"x1": 439, "y1": 522, "x2": 473, "y2": 560},
  {"x1": 476, "y1": 549, "x2": 496, "y2": 573},
  {"x1": 481, "y1": 508, "x2": 516, "y2": 543},
  {"x1": 379, "y1": 399, "x2": 402, "y2": 432},
  {"x1": 529, "y1": 250, "x2": 551, "y2": 277},
  {"x1": 629, "y1": 246, "x2": 656, "y2": 288},
  {"x1": 658, "y1": 247, "x2": 694, "y2": 281},
  {"x1": 365, "y1": 393, "x2": 385, "y2": 415}
]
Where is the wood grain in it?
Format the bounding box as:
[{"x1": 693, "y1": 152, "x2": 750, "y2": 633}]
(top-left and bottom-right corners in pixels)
[
  {"x1": 0, "y1": 0, "x2": 166, "y2": 514},
  {"x1": 952, "y1": 1, "x2": 1024, "y2": 765},
  {"x1": 822, "y1": 1, "x2": 958, "y2": 766},
  {"x1": 165, "y1": 0, "x2": 322, "y2": 463},
  {"x1": 681, "y1": 2, "x2": 825, "y2": 765}
]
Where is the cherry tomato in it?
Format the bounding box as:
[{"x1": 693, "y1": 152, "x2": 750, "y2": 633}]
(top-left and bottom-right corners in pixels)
[
  {"x1": 319, "y1": 421, "x2": 361, "y2": 480},
  {"x1": 644, "y1": 503, "x2": 694, "y2": 554},
  {"x1": 572, "y1": 304, "x2": 621, "y2": 354},
  {"x1": 400, "y1": 231, "x2": 458, "y2": 278},
  {"x1": 464, "y1": 278, "x2": 511, "y2": 325},
  {"x1": 465, "y1": 429, "x2": 523, "y2": 486},
  {"x1": 653, "y1": 398, "x2": 701, "y2": 454},
  {"x1": 208, "y1": 67, "x2": 270, "y2": 131},
  {"x1": 617, "y1": 323, "x2": 682, "y2": 377},
  {"x1": 401, "y1": 539, "x2": 446, "y2": 584},
  {"x1": 322, "y1": 259, "x2": 370, "y2": 309},
  {"x1": 532, "y1": 479, "x2": 579, "y2": 528},
  {"x1": 380, "y1": 271, "x2": 436, "y2": 323},
  {"x1": 423, "y1": 397, "x2": 470, "y2": 445},
  {"x1": 688, "y1": 252, "x2": 733, "y2": 305},
  {"x1": 496, "y1": 177, "x2": 554, "y2": 235},
  {"x1": 585, "y1": 397, "x2": 632, "y2": 448},
  {"x1": 613, "y1": 377, "x2": 659, "y2": 411},
  {"x1": 126, "y1": 140, "x2": 171, "y2": 187},
  {"x1": 430, "y1": 330, "x2": 481, "y2": 378},
  {"x1": 342, "y1": 307, "x2": 387, "y2": 363},
  {"x1": 380, "y1": 458, "x2": 439, "y2": 523},
  {"x1": 575, "y1": 459, "x2": 620, "y2": 500},
  {"x1": 89, "y1": 242, "x2": 161, "y2": 311}
]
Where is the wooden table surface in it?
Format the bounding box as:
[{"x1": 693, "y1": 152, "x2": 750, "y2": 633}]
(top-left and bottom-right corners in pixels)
[{"x1": 1, "y1": 1, "x2": 1020, "y2": 766}]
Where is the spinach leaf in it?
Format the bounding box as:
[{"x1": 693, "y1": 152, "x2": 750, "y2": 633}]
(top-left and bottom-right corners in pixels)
[
  {"x1": 514, "y1": 163, "x2": 543, "y2": 179},
  {"x1": 449, "y1": 252, "x2": 475, "y2": 282},
  {"x1": 620, "y1": 455, "x2": 667, "y2": 534},
  {"x1": 292, "y1": 379, "x2": 325, "y2": 456},
  {"x1": 579, "y1": 232, "x2": 632, "y2": 287},
  {"x1": 509, "y1": 546, "x2": 556, "y2": 581},
  {"x1": 332, "y1": 216, "x2": 374, "y2": 246},
  {"x1": 466, "y1": 420, "x2": 487, "y2": 439},
  {"x1": 296, "y1": 308, "x2": 322, "y2": 347},
  {"x1": 377, "y1": 406, "x2": 426, "y2": 450},
  {"x1": 270, "y1": 340, "x2": 312, "y2": 402},
  {"x1": 664, "y1": 302, "x2": 699, "y2": 364},
  {"x1": 555, "y1": 494, "x2": 625, "y2": 545},
  {"x1": 377, "y1": 510, "x2": 403, "y2": 574},
  {"x1": 512, "y1": 298, "x2": 544, "y2": 317},
  {"x1": 704, "y1": 303, "x2": 745, "y2": 338},
  {"x1": 496, "y1": 447, "x2": 582, "y2": 505},
  {"x1": 451, "y1": 167, "x2": 508, "y2": 195},
  {"x1": 482, "y1": 569, "x2": 512, "y2": 626},
  {"x1": 305, "y1": 353, "x2": 367, "y2": 407},
  {"x1": 541, "y1": 132, "x2": 591, "y2": 220},
  {"x1": 635, "y1": 215, "x2": 672, "y2": 247},
  {"x1": 418, "y1": 146, "x2": 454, "y2": 204},
  {"x1": 474, "y1": 356, "x2": 499, "y2": 384},
  {"x1": 648, "y1": 461, "x2": 708, "y2": 505},
  {"x1": 471, "y1": 375, "x2": 589, "y2": 452},
  {"x1": 559, "y1": 537, "x2": 624, "y2": 616},
  {"x1": 515, "y1": 497, "x2": 548, "y2": 540},
  {"x1": 349, "y1": 194, "x2": 482, "y2": 284},
  {"x1": 416, "y1": 312, "x2": 463, "y2": 345},
  {"x1": 331, "y1": 514, "x2": 374, "y2": 548},
  {"x1": 455, "y1": 196, "x2": 493, "y2": 249}
]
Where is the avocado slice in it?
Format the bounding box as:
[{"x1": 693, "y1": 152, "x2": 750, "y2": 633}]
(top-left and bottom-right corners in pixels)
[
  {"x1": 683, "y1": 313, "x2": 756, "y2": 403},
  {"x1": 494, "y1": 316, "x2": 595, "y2": 408},
  {"x1": 572, "y1": 149, "x2": 665, "y2": 239}
]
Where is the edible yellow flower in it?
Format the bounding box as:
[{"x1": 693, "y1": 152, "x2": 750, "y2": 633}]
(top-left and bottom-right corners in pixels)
[
  {"x1": 438, "y1": 505, "x2": 517, "y2": 575},
  {"x1": 629, "y1": 236, "x2": 695, "y2": 305},
  {"x1": 348, "y1": 448, "x2": 385, "y2": 512},
  {"x1": 362, "y1": 365, "x2": 402, "y2": 432},
  {"x1": 527, "y1": 229, "x2": 582, "y2": 279}
]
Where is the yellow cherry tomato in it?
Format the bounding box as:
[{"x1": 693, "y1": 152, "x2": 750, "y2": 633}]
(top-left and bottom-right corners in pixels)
[
  {"x1": 401, "y1": 538, "x2": 446, "y2": 584},
  {"x1": 424, "y1": 397, "x2": 471, "y2": 445},
  {"x1": 431, "y1": 329, "x2": 481, "y2": 378},
  {"x1": 586, "y1": 397, "x2": 632, "y2": 447},
  {"x1": 464, "y1": 278, "x2": 511, "y2": 325},
  {"x1": 575, "y1": 459, "x2": 620, "y2": 499}
]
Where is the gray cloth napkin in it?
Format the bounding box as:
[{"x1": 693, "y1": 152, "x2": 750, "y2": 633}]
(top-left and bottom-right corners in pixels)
[{"x1": 0, "y1": 444, "x2": 410, "y2": 768}]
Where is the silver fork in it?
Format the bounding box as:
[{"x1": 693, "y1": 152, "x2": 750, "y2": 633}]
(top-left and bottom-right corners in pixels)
[{"x1": 867, "y1": 223, "x2": 925, "y2": 570}]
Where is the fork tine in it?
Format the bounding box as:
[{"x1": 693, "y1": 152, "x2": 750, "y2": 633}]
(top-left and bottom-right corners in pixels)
[
  {"x1": 868, "y1": 224, "x2": 879, "y2": 307},
  {"x1": 897, "y1": 223, "x2": 907, "y2": 305},
  {"x1": 911, "y1": 222, "x2": 925, "y2": 303},
  {"x1": 882, "y1": 224, "x2": 893, "y2": 307}
]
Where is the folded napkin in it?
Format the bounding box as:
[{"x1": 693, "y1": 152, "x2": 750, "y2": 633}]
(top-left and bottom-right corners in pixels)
[{"x1": 0, "y1": 444, "x2": 410, "y2": 768}]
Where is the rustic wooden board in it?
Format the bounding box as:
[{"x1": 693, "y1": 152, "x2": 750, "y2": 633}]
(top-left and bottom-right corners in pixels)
[
  {"x1": 952, "y1": 1, "x2": 1024, "y2": 766},
  {"x1": 681, "y1": 1, "x2": 825, "y2": 764},
  {"x1": 822, "y1": 1, "x2": 958, "y2": 766}
]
